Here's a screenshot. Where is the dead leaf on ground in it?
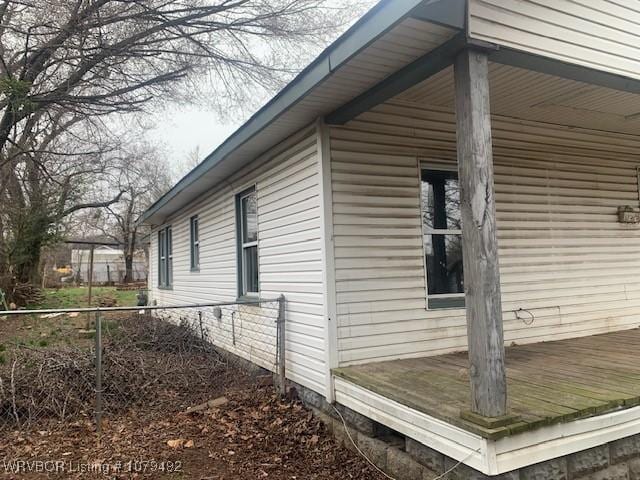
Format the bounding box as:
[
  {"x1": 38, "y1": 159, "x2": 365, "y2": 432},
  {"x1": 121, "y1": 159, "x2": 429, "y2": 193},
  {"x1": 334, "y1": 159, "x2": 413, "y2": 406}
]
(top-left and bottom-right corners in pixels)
[{"x1": 166, "y1": 438, "x2": 185, "y2": 449}]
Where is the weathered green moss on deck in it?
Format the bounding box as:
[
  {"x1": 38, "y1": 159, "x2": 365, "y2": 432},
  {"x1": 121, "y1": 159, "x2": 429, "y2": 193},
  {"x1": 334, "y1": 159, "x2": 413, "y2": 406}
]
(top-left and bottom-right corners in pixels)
[{"x1": 333, "y1": 329, "x2": 640, "y2": 440}]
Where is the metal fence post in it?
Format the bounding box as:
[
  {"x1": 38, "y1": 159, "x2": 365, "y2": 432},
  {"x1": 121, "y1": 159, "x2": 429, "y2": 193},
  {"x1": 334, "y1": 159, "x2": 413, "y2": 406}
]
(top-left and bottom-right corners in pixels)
[
  {"x1": 231, "y1": 312, "x2": 236, "y2": 346},
  {"x1": 95, "y1": 309, "x2": 103, "y2": 440},
  {"x1": 277, "y1": 295, "x2": 286, "y2": 395},
  {"x1": 198, "y1": 310, "x2": 204, "y2": 340}
]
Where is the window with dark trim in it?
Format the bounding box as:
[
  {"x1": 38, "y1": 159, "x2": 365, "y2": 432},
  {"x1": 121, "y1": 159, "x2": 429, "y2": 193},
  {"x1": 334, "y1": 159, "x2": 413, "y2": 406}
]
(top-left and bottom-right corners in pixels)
[
  {"x1": 190, "y1": 215, "x2": 200, "y2": 271},
  {"x1": 421, "y1": 169, "x2": 464, "y2": 309},
  {"x1": 236, "y1": 187, "x2": 258, "y2": 297},
  {"x1": 157, "y1": 225, "x2": 173, "y2": 288}
]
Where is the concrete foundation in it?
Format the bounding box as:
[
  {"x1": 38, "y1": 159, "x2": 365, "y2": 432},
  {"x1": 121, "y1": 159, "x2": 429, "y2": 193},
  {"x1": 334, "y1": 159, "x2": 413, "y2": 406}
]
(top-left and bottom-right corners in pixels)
[{"x1": 290, "y1": 381, "x2": 640, "y2": 480}]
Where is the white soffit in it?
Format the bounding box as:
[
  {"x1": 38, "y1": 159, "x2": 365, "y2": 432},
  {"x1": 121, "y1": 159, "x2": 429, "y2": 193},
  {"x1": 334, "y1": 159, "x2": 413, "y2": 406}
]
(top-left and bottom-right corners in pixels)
[{"x1": 397, "y1": 63, "x2": 640, "y2": 136}]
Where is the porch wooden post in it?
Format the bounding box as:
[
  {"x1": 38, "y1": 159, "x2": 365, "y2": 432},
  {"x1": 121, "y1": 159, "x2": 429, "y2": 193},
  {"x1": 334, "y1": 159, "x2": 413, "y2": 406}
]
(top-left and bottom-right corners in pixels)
[{"x1": 454, "y1": 48, "x2": 507, "y2": 419}]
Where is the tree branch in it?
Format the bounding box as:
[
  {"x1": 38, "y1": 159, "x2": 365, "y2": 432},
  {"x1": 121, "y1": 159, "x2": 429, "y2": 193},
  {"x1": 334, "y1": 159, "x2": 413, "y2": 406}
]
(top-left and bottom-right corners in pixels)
[{"x1": 60, "y1": 189, "x2": 125, "y2": 218}]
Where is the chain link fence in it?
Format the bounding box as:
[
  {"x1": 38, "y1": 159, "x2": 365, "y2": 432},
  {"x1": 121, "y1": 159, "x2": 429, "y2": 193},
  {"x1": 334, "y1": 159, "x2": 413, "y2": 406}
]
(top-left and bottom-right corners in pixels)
[{"x1": 0, "y1": 297, "x2": 285, "y2": 437}]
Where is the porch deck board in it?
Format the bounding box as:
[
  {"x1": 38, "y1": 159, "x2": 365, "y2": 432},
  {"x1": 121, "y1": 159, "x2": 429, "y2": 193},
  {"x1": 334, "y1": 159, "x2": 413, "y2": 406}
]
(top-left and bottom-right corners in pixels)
[{"x1": 333, "y1": 329, "x2": 640, "y2": 439}]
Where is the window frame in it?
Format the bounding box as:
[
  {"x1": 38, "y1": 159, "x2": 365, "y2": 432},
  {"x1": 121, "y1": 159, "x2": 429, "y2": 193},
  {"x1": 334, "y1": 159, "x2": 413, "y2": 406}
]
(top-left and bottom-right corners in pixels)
[
  {"x1": 236, "y1": 186, "x2": 259, "y2": 298},
  {"x1": 190, "y1": 215, "x2": 200, "y2": 271},
  {"x1": 157, "y1": 225, "x2": 173, "y2": 289},
  {"x1": 420, "y1": 163, "x2": 465, "y2": 310}
]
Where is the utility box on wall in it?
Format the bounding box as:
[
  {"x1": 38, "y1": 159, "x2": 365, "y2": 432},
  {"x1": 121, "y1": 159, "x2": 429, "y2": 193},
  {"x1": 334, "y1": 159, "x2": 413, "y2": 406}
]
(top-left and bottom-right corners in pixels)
[{"x1": 618, "y1": 206, "x2": 640, "y2": 224}]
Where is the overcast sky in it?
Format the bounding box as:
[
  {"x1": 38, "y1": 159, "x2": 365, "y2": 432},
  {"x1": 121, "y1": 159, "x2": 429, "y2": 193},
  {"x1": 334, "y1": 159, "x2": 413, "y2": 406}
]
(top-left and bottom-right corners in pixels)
[{"x1": 148, "y1": 106, "x2": 239, "y2": 171}]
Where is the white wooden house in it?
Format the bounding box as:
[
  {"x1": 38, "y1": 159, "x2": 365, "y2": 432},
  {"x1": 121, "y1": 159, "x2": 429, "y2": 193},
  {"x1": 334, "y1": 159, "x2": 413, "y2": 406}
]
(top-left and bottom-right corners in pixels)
[{"x1": 140, "y1": 1, "x2": 640, "y2": 477}]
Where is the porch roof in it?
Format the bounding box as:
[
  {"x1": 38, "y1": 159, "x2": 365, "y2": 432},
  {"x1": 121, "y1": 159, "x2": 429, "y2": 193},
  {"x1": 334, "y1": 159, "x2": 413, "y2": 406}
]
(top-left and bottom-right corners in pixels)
[
  {"x1": 334, "y1": 328, "x2": 640, "y2": 440},
  {"x1": 138, "y1": 0, "x2": 640, "y2": 227}
]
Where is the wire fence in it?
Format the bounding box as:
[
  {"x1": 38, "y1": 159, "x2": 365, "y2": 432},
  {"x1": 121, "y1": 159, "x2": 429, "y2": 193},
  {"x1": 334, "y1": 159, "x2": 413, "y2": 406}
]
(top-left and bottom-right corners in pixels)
[{"x1": 0, "y1": 297, "x2": 285, "y2": 438}]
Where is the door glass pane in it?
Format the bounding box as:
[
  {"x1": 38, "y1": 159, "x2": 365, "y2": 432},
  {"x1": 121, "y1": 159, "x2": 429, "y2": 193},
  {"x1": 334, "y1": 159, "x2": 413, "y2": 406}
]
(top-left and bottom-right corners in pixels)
[
  {"x1": 190, "y1": 217, "x2": 199, "y2": 269},
  {"x1": 425, "y1": 234, "x2": 464, "y2": 295},
  {"x1": 428, "y1": 296, "x2": 465, "y2": 309},
  {"x1": 243, "y1": 245, "x2": 258, "y2": 293},
  {"x1": 242, "y1": 193, "x2": 257, "y2": 243},
  {"x1": 421, "y1": 171, "x2": 461, "y2": 231}
]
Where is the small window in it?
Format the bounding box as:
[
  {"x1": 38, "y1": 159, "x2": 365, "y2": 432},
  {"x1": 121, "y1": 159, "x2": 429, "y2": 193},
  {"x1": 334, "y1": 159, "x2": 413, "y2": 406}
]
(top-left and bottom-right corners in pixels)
[
  {"x1": 190, "y1": 215, "x2": 200, "y2": 271},
  {"x1": 421, "y1": 169, "x2": 464, "y2": 309},
  {"x1": 157, "y1": 225, "x2": 173, "y2": 288},
  {"x1": 158, "y1": 229, "x2": 166, "y2": 286},
  {"x1": 236, "y1": 187, "x2": 259, "y2": 297}
]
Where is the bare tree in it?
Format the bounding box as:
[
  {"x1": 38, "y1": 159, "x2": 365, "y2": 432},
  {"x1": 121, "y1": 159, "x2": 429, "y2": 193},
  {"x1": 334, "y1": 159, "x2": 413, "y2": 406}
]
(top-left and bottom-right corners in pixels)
[
  {"x1": 169, "y1": 144, "x2": 203, "y2": 180},
  {"x1": 92, "y1": 141, "x2": 172, "y2": 283},
  {"x1": 0, "y1": 0, "x2": 353, "y2": 139},
  {"x1": 0, "y1": 0, "x2": 367, "y2": 299},
  {"x1": 0, "y1": 113, "x2": 124, "y2": 288}
]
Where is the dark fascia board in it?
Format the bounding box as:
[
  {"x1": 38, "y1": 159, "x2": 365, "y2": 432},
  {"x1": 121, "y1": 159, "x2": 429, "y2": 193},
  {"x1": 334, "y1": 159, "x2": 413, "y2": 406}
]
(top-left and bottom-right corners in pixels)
[
  {"x1": 491, "y1": 47, "x2": 640, "y2": 95},
  {"x1": 410, "y1": 0, "x2": 467, "y2": 29},
  {"x1": 325, "y1": 32, "x2": 467, "y2": 125},
  {"x1": 138, "y1": 0, "x2": 432, "y2": 226}
]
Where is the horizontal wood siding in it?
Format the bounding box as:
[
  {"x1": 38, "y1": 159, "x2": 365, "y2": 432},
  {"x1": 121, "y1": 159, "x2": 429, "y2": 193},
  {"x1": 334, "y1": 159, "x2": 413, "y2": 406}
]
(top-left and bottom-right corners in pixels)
[
  {"x1": 468, "y1": 0, "x2": 640, "y2": 80},
  {"x1": 149, "y1": 130, "x2": 327, "y2": 394},
  {"x1": 332, "y1": 101, "x2": 640, "y2": 365}
]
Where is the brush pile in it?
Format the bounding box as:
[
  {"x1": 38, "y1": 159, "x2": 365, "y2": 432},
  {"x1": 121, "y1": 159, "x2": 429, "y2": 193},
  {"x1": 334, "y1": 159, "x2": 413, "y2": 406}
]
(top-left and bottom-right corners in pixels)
[
  {"x1": 0, "y1": 315, "x2": 230, "y2": 430},
  {"x1": 0, "y1": 281, "x2": 44, "y2": 308}
]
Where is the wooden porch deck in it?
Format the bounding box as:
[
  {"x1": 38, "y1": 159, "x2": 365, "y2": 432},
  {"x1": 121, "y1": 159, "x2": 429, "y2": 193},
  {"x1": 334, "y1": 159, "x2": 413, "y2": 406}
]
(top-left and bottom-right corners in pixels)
[{"x1": 334, "y1": 329, "x2": 640, "y2": 440}]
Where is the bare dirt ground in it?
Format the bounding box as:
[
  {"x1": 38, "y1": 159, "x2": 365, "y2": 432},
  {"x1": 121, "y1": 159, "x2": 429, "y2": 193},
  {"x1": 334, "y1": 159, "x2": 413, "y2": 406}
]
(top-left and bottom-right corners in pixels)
[
  {"x1": 0, "y1": 314, "x2": 386, "y2": 479},
  {"x1": 1, "y1": 371, "x2": 385, "y2": 479}
]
